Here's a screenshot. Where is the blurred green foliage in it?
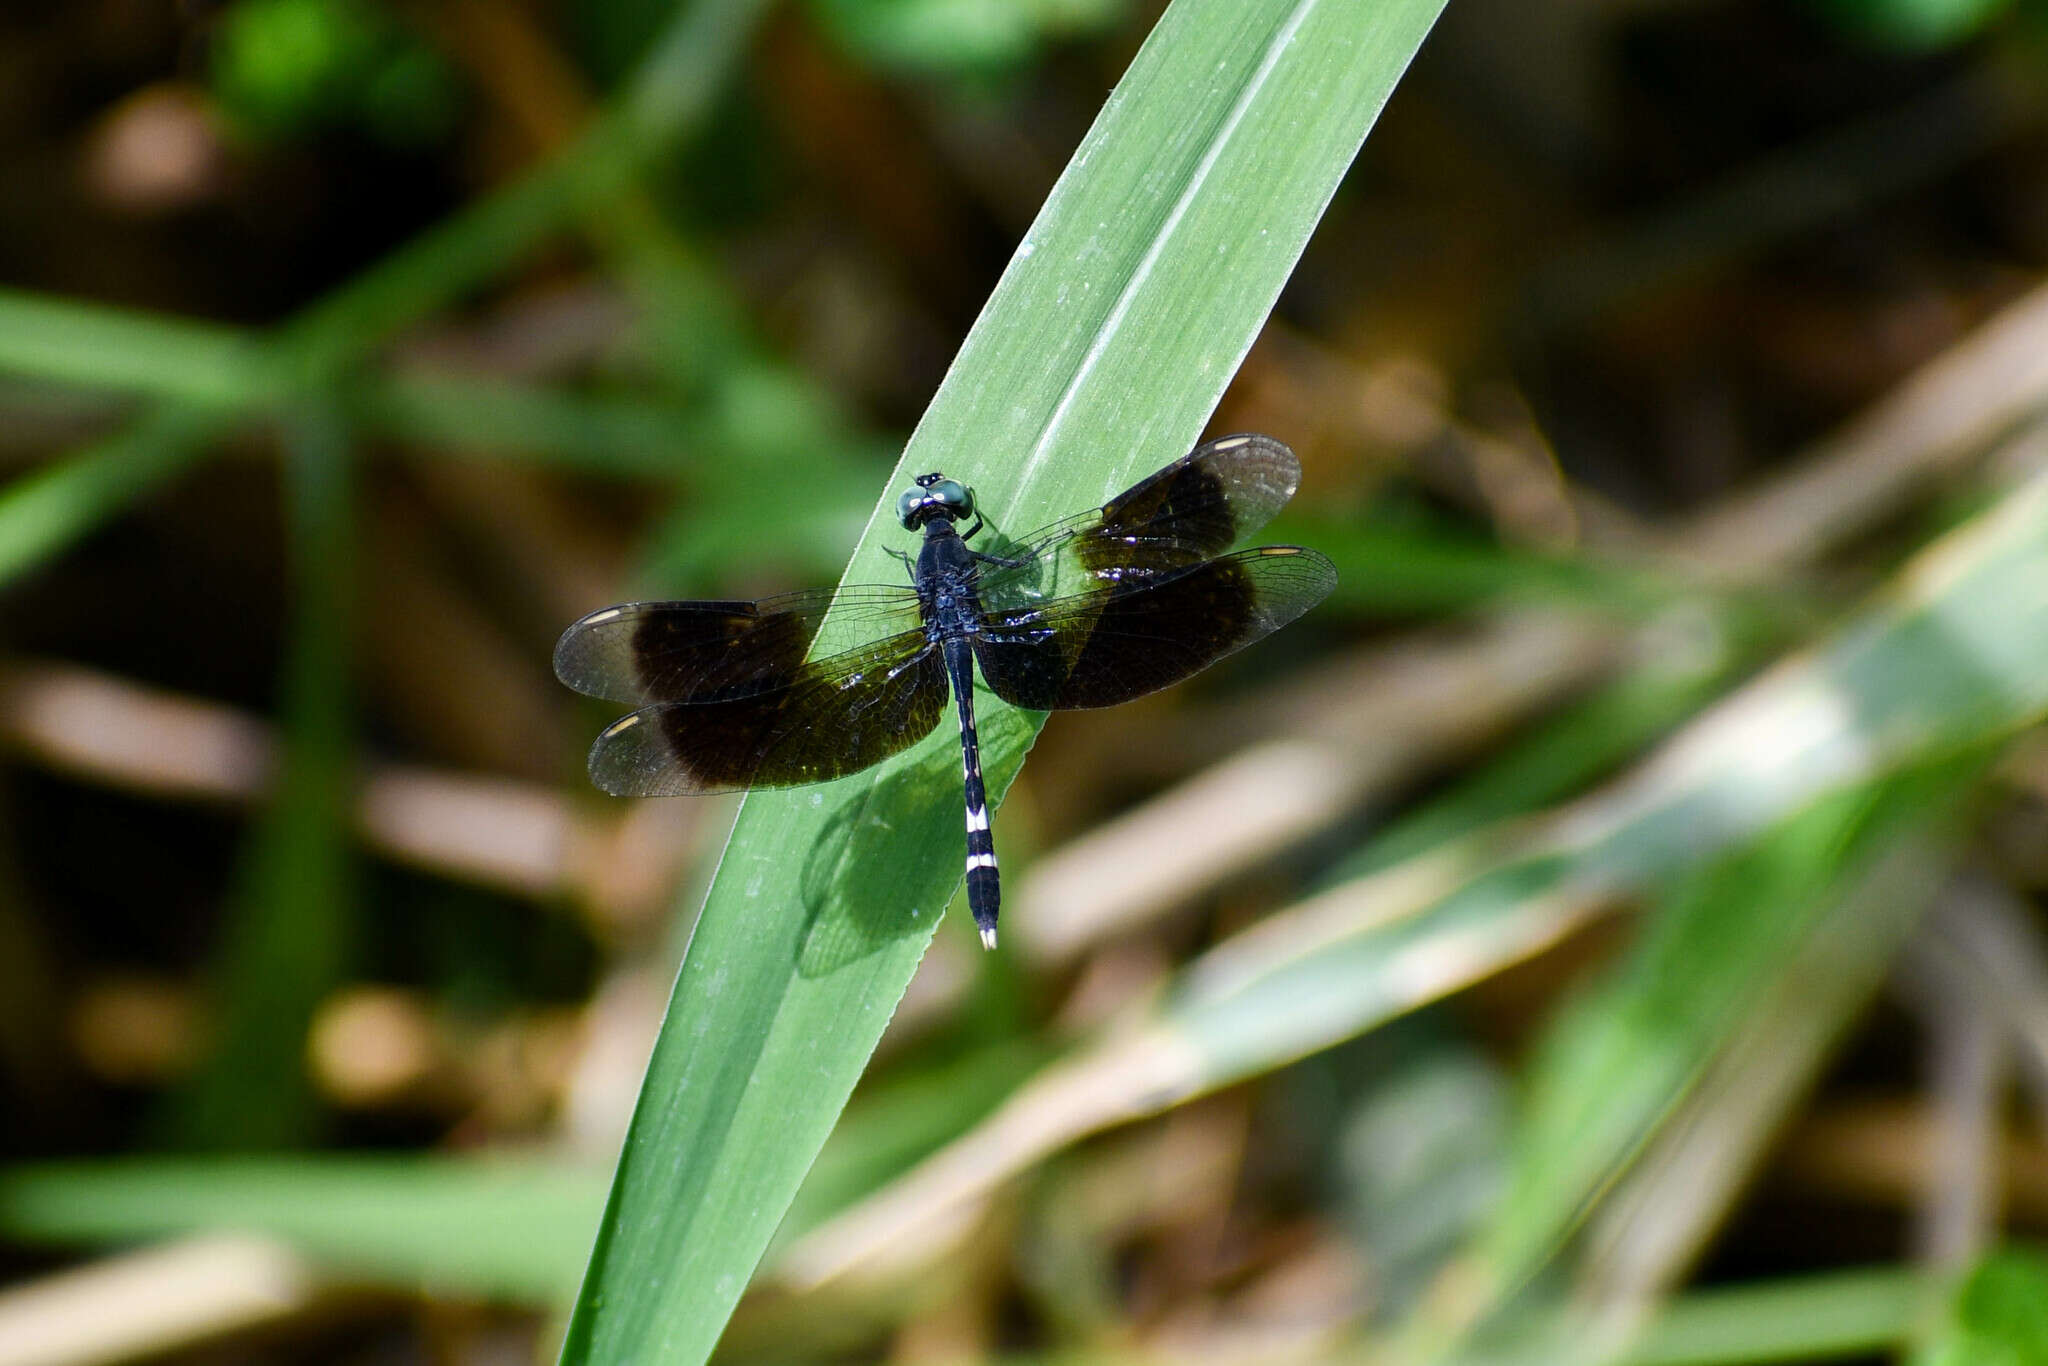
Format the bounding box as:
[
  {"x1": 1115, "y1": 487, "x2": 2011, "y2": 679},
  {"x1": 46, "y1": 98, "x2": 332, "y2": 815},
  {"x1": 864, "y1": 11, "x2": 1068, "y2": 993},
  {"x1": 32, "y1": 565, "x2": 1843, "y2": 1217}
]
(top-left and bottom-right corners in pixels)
[
  {"x1": 811, "y1": 0, "x2": 1128, "y2": 75},
  {"x1": 1805, "y1": 0, "x2": 2013, "y2": 50},
  {"x1": 211, "y1": 0, "x2": 462, "y2": 145},
  {"x1": 161, "y1": 410, "x2": 357, "y2": 1150},
  {"x1": 1914, "y1": 1250, "x2": 2048, "y2": 1366}
]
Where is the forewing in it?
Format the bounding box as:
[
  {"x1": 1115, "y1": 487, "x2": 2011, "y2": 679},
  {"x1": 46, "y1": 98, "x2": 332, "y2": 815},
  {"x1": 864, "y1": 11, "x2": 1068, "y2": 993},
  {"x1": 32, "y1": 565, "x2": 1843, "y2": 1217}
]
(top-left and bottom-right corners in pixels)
[
  {"x1": 974, "y1": 546, "x2": 1335, "y2": 710},
  {"x1": 587, "y1": 630, "x2": 947, "y2": 795},
  {"x1": 554, "y1": 586, "x2": 922, "y2": 705},
  {"x1": 976, "y1": 433, "x2": 1303, "y2": 611}
]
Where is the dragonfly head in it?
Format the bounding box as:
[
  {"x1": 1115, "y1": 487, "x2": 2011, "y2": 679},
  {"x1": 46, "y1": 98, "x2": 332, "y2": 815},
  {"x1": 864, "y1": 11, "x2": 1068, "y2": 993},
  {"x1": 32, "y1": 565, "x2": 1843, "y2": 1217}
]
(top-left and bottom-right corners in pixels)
[{"x1": 898, "y1": 473, "x2": 976, "y2": 530}]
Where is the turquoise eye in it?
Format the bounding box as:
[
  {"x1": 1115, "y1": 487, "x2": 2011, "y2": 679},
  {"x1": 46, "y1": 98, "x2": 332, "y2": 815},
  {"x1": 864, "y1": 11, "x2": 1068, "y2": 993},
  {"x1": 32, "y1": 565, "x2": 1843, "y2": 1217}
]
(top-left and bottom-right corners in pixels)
[
  {"x1": 898, "y1": 476, "x2": 976, "y2": 528},
  {"x1": 896, "y1": 488, "x2": 925, "y2": 528}
]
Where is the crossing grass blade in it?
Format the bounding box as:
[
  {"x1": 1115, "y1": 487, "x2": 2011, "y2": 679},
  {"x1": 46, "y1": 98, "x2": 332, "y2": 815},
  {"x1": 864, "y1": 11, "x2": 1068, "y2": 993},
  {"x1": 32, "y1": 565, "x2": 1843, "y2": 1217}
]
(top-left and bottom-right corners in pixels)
[
  {"x1": 0, "y1": 1156, "x2": 609, "y2": 1304},
  {"x1": 1440, "y1": 1266, "x2": 1935, "y2": 1366},
  {"x1": 1456, "y1": 755, "x2": 1978, "y2": 1351},
  {"x1": 0, "y1": 289, "x2": 263, "y2": 405},
  {"x1": 0, "y1": 1040, "x2": 1041, "y2": 1305},
  {"x1": 555, "y1": 1, "x2": 1451, "y2": 1361},
  {"x1": 159, "y1": 407, "x2": 357, "y2": 1149},
  {"x1": 0, "y1": 403, "x2": 230, "y2": 587}
]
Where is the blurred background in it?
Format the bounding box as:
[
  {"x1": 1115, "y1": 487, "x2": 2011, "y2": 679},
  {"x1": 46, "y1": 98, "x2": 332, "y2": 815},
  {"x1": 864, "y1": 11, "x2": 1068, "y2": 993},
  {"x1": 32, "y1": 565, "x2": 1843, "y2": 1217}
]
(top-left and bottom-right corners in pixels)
[{"x1": 7, "y1": 0, "x2": 2048, "y2": 1362}]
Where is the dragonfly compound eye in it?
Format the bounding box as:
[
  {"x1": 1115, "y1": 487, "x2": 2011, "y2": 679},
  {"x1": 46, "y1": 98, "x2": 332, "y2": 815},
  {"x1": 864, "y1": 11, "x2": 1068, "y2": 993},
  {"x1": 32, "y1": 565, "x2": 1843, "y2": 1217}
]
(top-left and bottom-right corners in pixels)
[
  {"x1": 896, "y1": 486, "x2": 928, "y2": 529},
  {"x1": 927, "y1": 480, "x2": 974, "y2": 519},
  {"x1": 898, "y1": 478, "x2": 975, "y2": 528}
]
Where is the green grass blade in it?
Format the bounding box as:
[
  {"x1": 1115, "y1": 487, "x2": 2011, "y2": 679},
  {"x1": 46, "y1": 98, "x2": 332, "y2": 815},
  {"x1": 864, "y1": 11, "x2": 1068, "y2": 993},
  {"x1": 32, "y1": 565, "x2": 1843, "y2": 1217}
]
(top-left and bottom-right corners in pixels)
[
  {"x1": 0, "y1": 404, "x2": 229, "y2": 585},
  {"x1": 1459, "y1": 757, "x2": 1977, "y2": 1347},
  {"x1": 1621, "y1": 1265, "x2": 1932, "y2": 1366},
  {"x1": 1345, "y1": 619, "x2": 1758, "y2": 878},
  {"x1": 0, "y1": 1043, "x2": 1040, "y2": 1303},
  {"x1": 0, "y1": 303, "x2": 865, "y2": 489},
  {"x1": 1290, "y1": 514, "x2": 1693, "y2": 619},
  {"x1": 160, "y1": 407, "x2": 357, "y2": 1148},
  {"x1": 0, "y1": 1157, "x2": 608, "y2": 1304},
  {"x1": 0, "y1": 289, "x2": 265, "y2": 404},
  {"x1": 357, "y1": 375, "x2": 712, "y2": 478},
  {"x1": 558, "y1": 2, "x2": 1450, "y2": 1361},
  {"x1": 1446, "y1": 1266, "x2": 1934, "y2": 1366}
]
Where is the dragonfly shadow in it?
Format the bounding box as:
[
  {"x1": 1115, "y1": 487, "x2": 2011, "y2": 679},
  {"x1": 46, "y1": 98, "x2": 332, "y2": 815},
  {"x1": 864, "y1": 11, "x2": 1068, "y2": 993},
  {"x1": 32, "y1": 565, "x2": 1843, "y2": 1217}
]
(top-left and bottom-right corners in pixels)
[
  {"x1": 796, "y1": 758, "x2": 958, "y2": 976},
  {"x1": 969, "y1": 517, "x2": 1065, "y2": 614}
]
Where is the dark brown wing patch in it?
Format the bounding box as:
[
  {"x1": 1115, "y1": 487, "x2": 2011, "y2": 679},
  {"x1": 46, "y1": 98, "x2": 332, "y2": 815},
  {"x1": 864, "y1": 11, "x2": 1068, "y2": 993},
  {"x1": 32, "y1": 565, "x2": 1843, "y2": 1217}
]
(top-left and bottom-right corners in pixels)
[
  {"x1": 975, "y1": 434, "x2": 1303, "y2": 612},
  {"x1": 553, "y1": 588, "x2": 920, "y2": 705},
  {"x1": 1084, "y1": 433, "x2": 1296, "y2": 568},
  {"x1": 973, "y1": 546, "x2": 1335, "y2": 711},
  {"x1": 586, "y1": 630, "x2": 946, "y2": 795}
]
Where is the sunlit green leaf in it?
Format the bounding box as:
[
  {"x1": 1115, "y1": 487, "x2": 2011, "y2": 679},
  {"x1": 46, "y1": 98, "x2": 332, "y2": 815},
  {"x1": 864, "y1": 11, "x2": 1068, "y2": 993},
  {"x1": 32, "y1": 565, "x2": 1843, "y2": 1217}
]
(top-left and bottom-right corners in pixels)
[{"x1": 558, "y1": 2, "x2": 1451, "y2": 1360}]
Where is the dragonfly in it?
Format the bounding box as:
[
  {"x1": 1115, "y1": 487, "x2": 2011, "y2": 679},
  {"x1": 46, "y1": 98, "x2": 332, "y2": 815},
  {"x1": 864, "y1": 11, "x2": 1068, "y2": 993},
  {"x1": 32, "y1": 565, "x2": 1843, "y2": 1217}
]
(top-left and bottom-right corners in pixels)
[{"x1": 553, "y1": 433, "x2": 1337, "y2": 949}]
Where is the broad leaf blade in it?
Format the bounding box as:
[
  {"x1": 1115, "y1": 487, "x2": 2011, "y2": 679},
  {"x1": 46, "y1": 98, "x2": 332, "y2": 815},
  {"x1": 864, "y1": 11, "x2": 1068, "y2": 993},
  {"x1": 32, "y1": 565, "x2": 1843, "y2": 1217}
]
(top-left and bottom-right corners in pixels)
[{"x1": 558, "y1": 1, "x2": 1450, "y2": 1360}]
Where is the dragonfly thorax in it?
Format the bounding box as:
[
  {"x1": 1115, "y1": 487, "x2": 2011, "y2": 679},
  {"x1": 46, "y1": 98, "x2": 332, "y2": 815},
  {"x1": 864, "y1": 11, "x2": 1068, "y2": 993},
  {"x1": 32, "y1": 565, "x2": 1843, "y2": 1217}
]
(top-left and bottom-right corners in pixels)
[{"x1": 915, "y1": 519, "x2": 981, "y2": 634}]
